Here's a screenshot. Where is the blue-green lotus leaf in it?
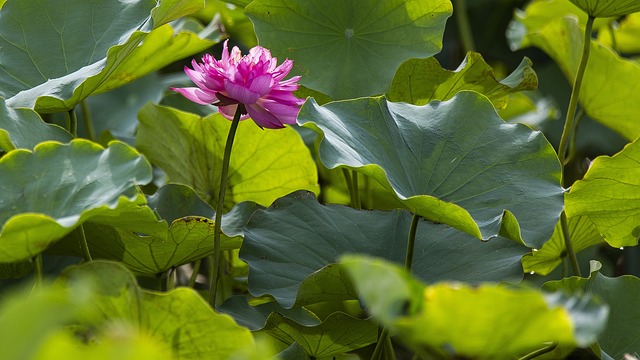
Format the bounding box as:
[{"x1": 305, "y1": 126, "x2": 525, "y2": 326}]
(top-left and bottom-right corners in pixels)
[
  {"x1": 0, "y1": 98, "x2": 72, "y2": 151},
  {"x1": 1, "y1": 0, "x2": 215, "y2": 112},
  {"x1": 240, "y1": 192, "x2": 528, "y2": 308},
  {"x1": 245, "y1": 0, "x2": 453, "y2": 100},
  {"x1": 0, "y1": 139, "x2": 164, "y2": 262},
  {"x1": 569, "y1": 0, "x2": 640, "y2": 18},
  {"x1": 297, "y1": 92, "x2": 563, "y2": 248}
]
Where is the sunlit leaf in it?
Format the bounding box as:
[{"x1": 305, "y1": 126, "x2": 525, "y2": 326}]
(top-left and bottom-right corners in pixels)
[
  {"x1": 598, "y1": 12, "x2": 640, "y2": 54},
  {"x1": 387, "y1": 52, "x2": 538, "y2": 109},
  {"x1": 566, "y1": 139, "x2": 640, "y2": 247},
  {"x1": 245, "y1": 0, "x2": 453, "y2": 100},
  {"x1": 343, "y1": 255, "x2": 609, "y2": 360},
  {"x1": 0, "y1": 281, "x2": 95, "y2": 360},
  {"x1": 544, "y1": 262, "x2": 638, "y2": 359},
  {"x1": 512, "y1": 12, "x2": 640, "y2": 140},
  {"x1": 50, "y1": 185, "x2": 258, "y2": 275},
  {"x1": 298, "y1": 92, "x2": 563, "y2": 247},
  {"x1": 507, "y1": 0, "x2": 612, "y2": 49},
  {"x1": 1, "y1": 0, "x2": 212, "y2": 112},
  {"x1": 58, "y1": 261, "x2": 255, "y2": 359},
  {"x1": 0, "y1": 98, "x2": 71, "y2": 151},
  {"x1": 0, "y1": 280, "x2": 175, "y2": 360},
  {"x1": 263, "y1": 312, "x2": 377, "y2": 358},
  {"x1": 569, "y1": 0, "x2": 640, "y2": 18},
  {"x1": 522, "y1": 215, "x2": 604, "y2": 275},
  {"x1": 240, "y1": 191, "x2": 528, "y2": 308},
  {"x1": 196, "y1": 0, "x2": 257, "y2": 47},
  {"x1": 136, "y1": 103, "x2": 318, "y2": 209},
  {"x1": 0, "y1": 140, "x2": 164, "y2": 263}
]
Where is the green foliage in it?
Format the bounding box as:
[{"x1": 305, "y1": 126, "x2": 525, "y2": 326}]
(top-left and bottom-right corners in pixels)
[
  {"x1": 2, "y1": 0, "x2": 640, "y2": 358},
  {"x1": 343, "y1": 255, "x2": 608, "y2": 359},
  {"x1": 544, "y1": 262, "x2": 640, "y2": 359},
  {"x1": 569, "y1": 0, "x2": 640, "y2": 18},
  {"x1": 0, "y1": 140, "x2": 163, "y2": 263},
  {"x1": 387, "y1": 52, "x2": 538, "y2": 109},
  {"x1": 511, "y1": 2, "x2": 640, "y2": 140},
  {"x1": 245, "y1": 0, "x2": 453, "y2": 99},
  {"x1": 566, "y1": 138, "x2": 640, "y2": 247},
  {"x1": 298, "y1": 92, "x2": 563, "y2": 247},
  {"x1": 136, "y1": 103, "x2": 319, "y2": 209},
  {"x1": 241, "y1": 192, "x2": 528, "y2": 308}
]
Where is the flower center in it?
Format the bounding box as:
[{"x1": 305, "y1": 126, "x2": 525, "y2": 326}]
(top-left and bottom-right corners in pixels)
[{"x1": 344, "y1": 28, "x2": 354, "y2": 39}]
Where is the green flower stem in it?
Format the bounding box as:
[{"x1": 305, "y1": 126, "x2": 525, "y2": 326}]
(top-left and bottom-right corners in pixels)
[
  {"x1": 558, "y1": 16, "x2": 594, "y2": 167},
  {"x1": 209, "y1": 106, "x2": 243, "y2": 306},
  {"x1": 383, "y1": 334, "x2": 396, "y2": 360},
  {"x1": 405, "y1": 213, "x2": 420, "y2": 272},
  {"x1": 67, "y1": 108, "x2": 78, "y2": 137},
  {"x1": 555, "y1": 16, "x2": 594, "y2": 278},
  {"x1": 351, "y1": 170, "x2": 361, "y2": 210},
  {"x1": 608, "y1": 20, "x2": 617, "y2": 52},
  {"x1": 454, "y1": 0, "x2": 475, "y2": 53},
  {"x1": 188, "y1": 259, "x2": 202, "y2": 288},
  {"x1": 561, "y1": 211, "x2": 581, "y2": 277},
  {"x1": 518, "y1": 342, "x2": 557, "y2": 360},
  {"x1": 76, "y1": 225, "x2": 92, "y2": 262},
  {"x1": 169, "y1": 268, "x2": 177, "y2": 290},
  {"x1": 32, "y1": 254, "x2": 43, "y2": 289},
  {"x1": 372, "y1": 213, "x2": 421, "y2": 360},
  {"x1": 364, "y1": 175, "x2": 373, "y2": 209},
  {"x1": 80, "y1": 100, "x2": 96, "y2": 141},
  {"x1": 342, "y1": 168, "x2": 356, "y2": 207}
]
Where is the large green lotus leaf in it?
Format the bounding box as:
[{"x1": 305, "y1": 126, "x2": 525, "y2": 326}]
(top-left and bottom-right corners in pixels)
[
  {"x1": 263, "y1": 312, "x2": 378, "y2": 358},
  {"x1": 566, "y1": 139, "x2": 640, "y2": 247},
  {"x1": 342, "y1": 255, "x2": 609, "y2": 360},
  {"x1": 512, "y1": 14, "x2": 640, "y2": 140},
  {"x1": 58, "y1": 260, "x2": 255, "y2": 359},
  {"x1": 1, "y1": 0, "x2": 213, "y2": 112},
  {"x1": 507, "y1": 0, "x2": 612, "y2": 49},
  {"x1": 240, "y1": 192, "x2": 528, "y2": 308},
  {"x1": 569, "y1": 0, "x2": 640, "y2": 17},
  {"x1": 522, "y1": 215, "x2": 604, "y2": 275},
  {"x1": 387, "y1": 52, "x2": 538, "y2": 109},
  {"x1": 543, "y1": 262, "x2": 639, "y2": 359},
  {"x1": 297, "y1": 92, "x2": 564, "y2": 248},
  {"x1": 598, "y1": 12, "x2": 640, "y2": 53},
  {"x1": 136, "y1": 103, "x2": 319, "y2": 209},
  {"x1": 51, "y1": 218, "x2": 236, "y2": 276},
  {"x1": 0, "y1": 139, "x2": 165, "y2": 263},
  {"x1": 245, "y1": 0, "x2": 453, "y2": 100},
  {"x1": 50, "y1": 185, "x2": 258, "y2": 275},
  {"x1": 0, "y1": 99, "x2": 72, "y2": 151}
]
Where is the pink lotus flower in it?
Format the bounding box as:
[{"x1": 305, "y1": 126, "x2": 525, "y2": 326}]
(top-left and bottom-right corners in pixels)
[{"x1": 171, "y1": 40, "x2": 304, "y2": 129}]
